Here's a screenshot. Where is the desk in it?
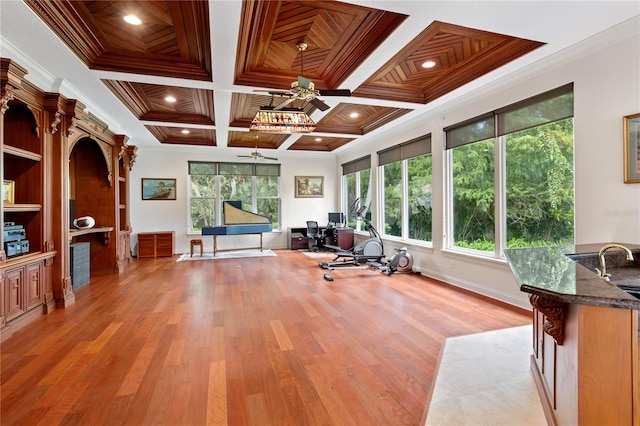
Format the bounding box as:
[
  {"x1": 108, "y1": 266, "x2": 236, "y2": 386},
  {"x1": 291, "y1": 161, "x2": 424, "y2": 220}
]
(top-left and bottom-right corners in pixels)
[{"x1": 289, "y1": 226, "x2": 354, "y2": 250}]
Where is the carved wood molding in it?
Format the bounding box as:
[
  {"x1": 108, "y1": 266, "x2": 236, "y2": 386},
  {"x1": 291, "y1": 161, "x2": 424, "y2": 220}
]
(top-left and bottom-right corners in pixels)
[
  {"x1": 529, "y1": 294, "x2": 565, "y2": 345},
  {"x1": 1, "y1": 85, "x2": 15, "y2": 114}
]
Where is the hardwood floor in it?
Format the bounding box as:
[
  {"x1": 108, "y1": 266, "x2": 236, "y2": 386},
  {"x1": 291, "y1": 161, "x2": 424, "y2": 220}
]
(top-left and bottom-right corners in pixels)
[{"x1": 1, "y1": 250, "x2": 530, "y2": 425}]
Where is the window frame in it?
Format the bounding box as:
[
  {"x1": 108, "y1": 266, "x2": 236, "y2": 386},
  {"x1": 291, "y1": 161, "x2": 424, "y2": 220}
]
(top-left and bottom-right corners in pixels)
[
  {"x1": 187, "y1": 161, "x2": 281, "y2": 232},
  {"x1": 444, "y1": 83, "x2": 575, "y2": 258},
  {"x1": 342, "y1": 155, "x2": 371, "y2": 231},
  {"x1": 377, "y1": 134, "x2": 433, "y2": 244}
]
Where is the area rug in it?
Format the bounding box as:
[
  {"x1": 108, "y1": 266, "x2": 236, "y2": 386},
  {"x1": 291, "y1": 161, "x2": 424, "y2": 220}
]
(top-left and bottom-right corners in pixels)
[
  {"x1": 301, "y1": 251, "x2": 337, "y2": 259},
  {"x1": 424, "y1": 325, "x2": 545, "y2": 425},
  {"x1": 177, "y1": 249, "x2": 276, "y2": 262}
]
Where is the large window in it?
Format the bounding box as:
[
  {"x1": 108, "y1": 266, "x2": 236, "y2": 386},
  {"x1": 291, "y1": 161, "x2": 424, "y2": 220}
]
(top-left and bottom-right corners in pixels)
[
  {"x1": 342, "y1": 156, "x2": 371, "y2": 230},
  {"x1": 188, "y1": 162, "x2": 281, "y2": 231},
  {"x1": 445, "y1": 83, "x2": 574, "y2": 254},
  {"x1": 378, "y1": 135, "x2": 432, "y2": 242}
]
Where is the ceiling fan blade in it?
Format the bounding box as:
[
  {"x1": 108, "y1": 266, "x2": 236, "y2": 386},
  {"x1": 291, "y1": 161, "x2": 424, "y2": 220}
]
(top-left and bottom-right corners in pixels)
[
  {"x1": 309, "y1": 98, "x2": 330, "y2": 111},
  {"x1": 237, "y1": 155, "x2": 253, "y2": 158},
  {"x1": 319, "y1": 89, "x2": 351, "y2": 97},
  {"x1": 274, "y1": 97, "x2": 296, "y2": 110},
  {"x1": 263, "y1": 156, "x2": 278, "y2": 161},
  {"x1": 253, "y1": 90, "x2": 291, "y2": 96},
  {"x1": 298, "y1": 76, "x2": 312, "y2": 90}
]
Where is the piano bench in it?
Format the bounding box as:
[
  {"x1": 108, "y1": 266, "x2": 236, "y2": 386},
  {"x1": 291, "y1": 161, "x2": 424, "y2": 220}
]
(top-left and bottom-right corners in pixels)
[{"x1": 190, "y1": 238, "x2": 203, "y2": 257}]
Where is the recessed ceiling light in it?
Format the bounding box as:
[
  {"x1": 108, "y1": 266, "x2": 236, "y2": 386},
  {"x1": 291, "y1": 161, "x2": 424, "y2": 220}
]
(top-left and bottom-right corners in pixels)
[
  {"x1": 123, "y1": 15, "x2": 142, "y2": 25},
  {"x1": 422, "y1": 60, "x2": 436, "y2": 68},
  {"x1": 315, "y1": 137, "x2": 322, "y2": 142},
  {"x1": 349, "y1": 112, "x2": 359, "y2": 118},
  {"x1": 165, "y1": 96, "x2": 177, "y2": 103},
  {"x1": 181, "y1": 129, "x2": 190, "y2": 134}
]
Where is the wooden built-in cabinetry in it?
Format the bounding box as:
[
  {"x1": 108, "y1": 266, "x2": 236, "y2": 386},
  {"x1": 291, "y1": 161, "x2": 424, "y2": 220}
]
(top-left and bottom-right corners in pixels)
[
  {"x1": 137, "y1": 232, "x2": 175, "y2": 258},
  {"x1": 530, "y1": 296, "x2": 639, "y2": 425},
  {"x1": 1, "y1": 58, "x2": 136, "y2": 338}
]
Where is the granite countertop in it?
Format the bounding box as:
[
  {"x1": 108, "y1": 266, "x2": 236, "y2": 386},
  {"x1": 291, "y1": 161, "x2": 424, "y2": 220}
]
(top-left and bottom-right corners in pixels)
[{"x1": 505, "y1": 243, "x2": 640, "y2": 310}]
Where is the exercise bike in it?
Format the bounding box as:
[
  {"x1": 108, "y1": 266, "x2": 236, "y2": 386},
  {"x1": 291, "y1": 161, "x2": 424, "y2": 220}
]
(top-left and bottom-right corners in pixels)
[{"x1": 319, "y1": 199, "x2": 414, "y2": 281}]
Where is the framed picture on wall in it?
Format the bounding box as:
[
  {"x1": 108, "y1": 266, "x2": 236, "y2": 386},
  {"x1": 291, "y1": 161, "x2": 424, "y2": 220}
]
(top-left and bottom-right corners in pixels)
[
  {"x1": 2, "y1": 180, "x2": 14, "y2": 204},
  {"x1": 295, "y1": 176, "x2": 323, "y2": 198},
  {"x1": 623, "y1": 113, "x2": 640, "y2": 183},
  {"x1": 141, "y1": 178, "x2": 177, "y2": 200}
]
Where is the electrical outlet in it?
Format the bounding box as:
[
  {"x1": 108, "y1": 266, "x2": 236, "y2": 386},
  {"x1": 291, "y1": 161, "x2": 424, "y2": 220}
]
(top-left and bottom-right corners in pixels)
[{"x1": 449, "y1": 260, "x2": 454, "y2": 269}]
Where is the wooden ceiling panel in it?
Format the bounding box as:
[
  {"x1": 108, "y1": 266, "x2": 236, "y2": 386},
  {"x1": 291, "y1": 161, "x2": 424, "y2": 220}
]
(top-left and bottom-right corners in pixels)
[
  {"x1": 145, "y1": 126, "x2": 216, "y2": 146},
  {"x1": 314, "y1": 104, "x2": 413, "y2": 135},
  {"x1": 235, "y1": 0, "x2": 407, "y2": 91},
  {"x1": 353, "y1": 21, "x2": 545, "y2": 104},
  {"x1": 102, "y1": 80, "x2": 215, "y2": 125},
  {"x1": 289, "y1": 136, "x2": 355, "y2": 152},
  {"x1": 19, "y1": 1, "x2": 548, "y2": 154},
  {"x1": 227, "y1": 131, "x2": 289, "y2": 150},
  {"x1": 25, "y1": 0, "x2": 212, "y2": 81}
]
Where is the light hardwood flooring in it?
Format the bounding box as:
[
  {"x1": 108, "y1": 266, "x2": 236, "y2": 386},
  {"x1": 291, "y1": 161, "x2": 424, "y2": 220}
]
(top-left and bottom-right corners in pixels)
[{"x1": 1, "y1": 249, "x2": 531, "y2": 425}]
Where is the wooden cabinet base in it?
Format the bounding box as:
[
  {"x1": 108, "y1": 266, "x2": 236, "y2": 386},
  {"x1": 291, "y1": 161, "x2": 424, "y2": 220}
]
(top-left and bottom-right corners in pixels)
[
  {"x1": 137, "y1": 232, "x2": 174, "y2": 258},
  {"x1": 531, "y1": 302, "x2": 639, "y2": 425}
]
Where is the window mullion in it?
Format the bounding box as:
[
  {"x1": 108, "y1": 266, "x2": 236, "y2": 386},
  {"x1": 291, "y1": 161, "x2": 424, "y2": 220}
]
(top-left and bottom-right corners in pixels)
[
  {"x1": 402, "y1": 159, "x2": 409, "y2": 239},
  {"x1": 444, "y1": 149, "x2": 454, "y2": 249},
  {"x1": 495, "y1": 134, "x2": 507, "y2": 258},
  {"x1": 215, "y1": 176, "x2": 221, "y2": 226}
]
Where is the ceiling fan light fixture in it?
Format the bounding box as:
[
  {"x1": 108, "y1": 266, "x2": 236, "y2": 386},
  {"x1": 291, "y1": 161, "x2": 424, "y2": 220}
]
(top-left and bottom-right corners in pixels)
[{"x1": 250, "y1": 107, "x2": 316, "y2": 133}]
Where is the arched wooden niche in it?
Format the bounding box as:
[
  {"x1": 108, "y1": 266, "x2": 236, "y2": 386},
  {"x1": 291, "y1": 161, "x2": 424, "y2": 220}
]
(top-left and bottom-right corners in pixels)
[
  {"x1": 5, "y1": 100, "x2": 40, "y2": 146},
  {"x1": 68, "y1": 135, "x2": 113, "y2": 186},
  {"x1": 68, "y1": 137, "x2": 115, "y2": 235}
]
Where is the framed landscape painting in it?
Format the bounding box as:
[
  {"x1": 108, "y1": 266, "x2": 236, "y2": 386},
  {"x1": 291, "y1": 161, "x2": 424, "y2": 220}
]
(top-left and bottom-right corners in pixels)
[
  {"x1": 624, "y1": 113, "x2": 640, "y2": 183},
  {"x1": 295, "y1": 176, "x2": 323, "y2": 198},
  {"x1": 142, "y1": 178, "x2": 177, "y2": 200}
]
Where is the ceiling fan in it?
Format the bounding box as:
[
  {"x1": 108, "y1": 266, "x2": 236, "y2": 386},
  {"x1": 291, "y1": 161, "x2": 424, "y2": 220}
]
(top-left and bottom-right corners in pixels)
[
  {"x1": 255, "y1": 42, "x2": 351, "y2": 112},
  {"x1": 238, "y1": 146, "x2": 278, "y2": 161}
]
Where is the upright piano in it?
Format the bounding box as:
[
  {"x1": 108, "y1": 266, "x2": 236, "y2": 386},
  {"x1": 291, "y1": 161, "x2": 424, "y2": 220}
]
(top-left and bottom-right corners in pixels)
[{"x1": 201, "y1": 201, "x2": 272, "y2": 255}]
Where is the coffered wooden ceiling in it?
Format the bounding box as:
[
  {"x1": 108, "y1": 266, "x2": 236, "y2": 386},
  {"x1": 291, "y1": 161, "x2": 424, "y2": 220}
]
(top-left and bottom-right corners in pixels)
[{"x1": 21, "y1": 0, "x2": 546, "y2": 153}]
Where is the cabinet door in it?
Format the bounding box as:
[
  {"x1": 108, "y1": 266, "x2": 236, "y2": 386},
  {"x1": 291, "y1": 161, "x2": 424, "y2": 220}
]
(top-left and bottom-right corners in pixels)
[
  {"x1": 137, "y1": 234, "x2": 156, "y2": 258},
  {"x1": 5, "y1": 267, "x2": 25, "y2": 322},
  {"x1": 155, "y1": 233, "x2": 174, "y2": 257},
  {"x1": 25, "y1": 262, "x2": 43, "y2": 311}
]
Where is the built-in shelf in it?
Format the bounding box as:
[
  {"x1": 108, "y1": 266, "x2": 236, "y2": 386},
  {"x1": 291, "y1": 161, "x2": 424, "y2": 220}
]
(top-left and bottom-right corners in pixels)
[
  {"x1": 4, "y1": 203, "x2": 42, "y2": 212},
  {"x1": 3, "y1": 144, "x2": 41, "y2": 161},
  {"x1": 69, "y1": 226, "x2": 114, "y2": 245}
]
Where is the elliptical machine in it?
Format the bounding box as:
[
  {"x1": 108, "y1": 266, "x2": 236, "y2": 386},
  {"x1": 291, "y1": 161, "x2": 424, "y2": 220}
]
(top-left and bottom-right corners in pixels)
[{"x1": 319, "y1": 198, "x2": 413, "y2": 281}]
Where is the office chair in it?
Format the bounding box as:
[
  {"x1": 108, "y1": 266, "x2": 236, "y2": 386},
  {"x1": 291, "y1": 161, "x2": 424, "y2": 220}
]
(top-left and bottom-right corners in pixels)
[{"x1": 306, "y1": 220, "x2": 324, "y2": 251}]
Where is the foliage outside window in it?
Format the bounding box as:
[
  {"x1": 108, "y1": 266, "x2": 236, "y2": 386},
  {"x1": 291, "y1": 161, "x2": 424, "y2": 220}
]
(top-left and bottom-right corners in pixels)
[
  {"x1": 382, "y1": 162, "x2": 402, "y2": 236},
  {"x1": 378, "y1": 135, "x2": 432, "y2": 242},
  {"x1": 342, "y1": 156, "x2": 371, "y2": 230},
  {"x1": 446, "y1": 83, "x2": 574, "y2": 254},
  {"x1": 188, "y1": 162, "x2": 281, "y2": 231},
  {"x1": 505, "y1": 119, "x2": 574, "y2": 246},
  {"x1": 408, "y1": 155, "x2": 433, "y2": 241}
]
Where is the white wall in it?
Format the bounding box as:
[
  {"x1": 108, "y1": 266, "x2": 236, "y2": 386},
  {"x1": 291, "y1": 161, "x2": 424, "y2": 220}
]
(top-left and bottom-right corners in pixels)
[
  {"x1": 129, "y1": 147, "x2": 339, "y2": 255},
  {"x1": 337, "y1": 18, "x2": 640, "y2": 309}
]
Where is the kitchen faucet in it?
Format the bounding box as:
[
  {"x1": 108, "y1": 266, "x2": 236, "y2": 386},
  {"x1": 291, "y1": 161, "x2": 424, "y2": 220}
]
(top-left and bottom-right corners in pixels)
[{"x1": 595, "y1": 244, "x2": 635, "y2": 282}]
